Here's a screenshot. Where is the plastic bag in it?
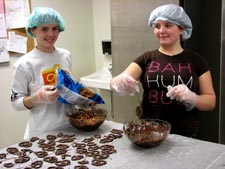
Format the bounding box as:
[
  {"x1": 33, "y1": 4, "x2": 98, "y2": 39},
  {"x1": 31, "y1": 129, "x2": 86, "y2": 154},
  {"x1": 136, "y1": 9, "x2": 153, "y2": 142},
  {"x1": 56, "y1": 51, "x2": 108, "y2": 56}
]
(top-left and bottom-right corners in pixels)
[{"x1": 56, "y1": 69, "x2": 105, "y2": 105}]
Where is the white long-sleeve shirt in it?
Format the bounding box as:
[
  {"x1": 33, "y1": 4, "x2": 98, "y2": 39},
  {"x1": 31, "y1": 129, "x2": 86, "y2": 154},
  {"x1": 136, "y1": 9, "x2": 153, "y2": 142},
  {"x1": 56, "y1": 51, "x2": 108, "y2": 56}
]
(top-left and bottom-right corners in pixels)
[{"x1": 11, "y1": 47, "x2": 73, "y2": 139}]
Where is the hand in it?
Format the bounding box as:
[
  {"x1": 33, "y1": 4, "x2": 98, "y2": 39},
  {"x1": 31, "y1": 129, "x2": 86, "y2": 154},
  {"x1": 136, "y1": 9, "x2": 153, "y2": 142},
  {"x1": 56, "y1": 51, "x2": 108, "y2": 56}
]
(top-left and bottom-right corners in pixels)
[
  {"x1": 31, "y1": 85, "x2": 59, "y2": 104},
  {"x1": 110, "y1": 73, "x2": 139, "y2": 96},
  {"x1": 166, "y1": 84, "x2": 197, "y2": 111}
]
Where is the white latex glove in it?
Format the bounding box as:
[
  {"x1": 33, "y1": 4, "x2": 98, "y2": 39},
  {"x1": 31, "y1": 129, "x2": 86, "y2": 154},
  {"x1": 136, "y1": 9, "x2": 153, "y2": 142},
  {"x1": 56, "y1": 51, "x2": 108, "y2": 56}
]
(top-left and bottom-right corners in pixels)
[
  {"x1": 166, "y1": 84, "x2": 197, "y2": 111},
  {"x1": 30, "y1": 85, "x2": 59, "y2": 104},
  {"x1": 110, "y1": 73, "x2": 139, "y2": 96}
]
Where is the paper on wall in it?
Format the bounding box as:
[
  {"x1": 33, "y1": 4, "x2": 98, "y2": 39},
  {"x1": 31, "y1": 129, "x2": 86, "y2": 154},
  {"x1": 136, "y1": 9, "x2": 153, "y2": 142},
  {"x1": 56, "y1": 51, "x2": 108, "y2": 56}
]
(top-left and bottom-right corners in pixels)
[
  {"x1": 0, "y1": 39, "x2": 10, "y2": 63},
  {"x1": 7, "y1": 31, "x2": 27, "y2": 54},
  {"x1": 0, "y1": 14, "x2": 7, "y2": 38},
  {"x1": 4, "y1": 0, "x2": 30, "y2": 29}
]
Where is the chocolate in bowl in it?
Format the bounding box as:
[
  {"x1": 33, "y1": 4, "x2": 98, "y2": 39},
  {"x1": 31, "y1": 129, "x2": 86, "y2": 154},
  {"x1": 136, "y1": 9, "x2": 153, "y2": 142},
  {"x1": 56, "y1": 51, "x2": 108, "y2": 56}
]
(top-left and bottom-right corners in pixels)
[
  {"x1": 67, "y1": 107, "x2": 107, "y2": 131},
  {"x1": 123, "y1": 119, "x2": 171, "y2": 147}
]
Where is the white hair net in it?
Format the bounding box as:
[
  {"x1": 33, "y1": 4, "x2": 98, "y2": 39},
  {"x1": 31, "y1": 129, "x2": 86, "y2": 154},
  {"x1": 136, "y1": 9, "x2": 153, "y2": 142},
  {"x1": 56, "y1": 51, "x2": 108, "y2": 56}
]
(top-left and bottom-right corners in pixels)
[
  {"x1": 25, "y1": 7, "x2": 65, "y2": 37},
  {"x1": 148, "y1": 4, "x2": 192, "y2": 40}
]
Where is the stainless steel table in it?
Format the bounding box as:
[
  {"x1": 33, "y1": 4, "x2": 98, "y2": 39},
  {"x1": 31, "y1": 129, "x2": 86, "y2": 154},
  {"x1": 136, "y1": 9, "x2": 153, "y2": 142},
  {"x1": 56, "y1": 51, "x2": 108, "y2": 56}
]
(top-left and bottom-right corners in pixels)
[{"x1": 1, "y1": 120, "x2": 225, "y2": 169}]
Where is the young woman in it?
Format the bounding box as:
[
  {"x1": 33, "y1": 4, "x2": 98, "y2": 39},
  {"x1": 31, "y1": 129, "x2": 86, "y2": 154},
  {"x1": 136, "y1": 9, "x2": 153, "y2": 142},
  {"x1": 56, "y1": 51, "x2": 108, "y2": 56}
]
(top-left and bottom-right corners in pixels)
[
  {"x1": 110, "y1": 4, "x2": 216, "y2": 137},
  {"x1": 11, "y1": 7, "x2": 72, "y2": 139}
]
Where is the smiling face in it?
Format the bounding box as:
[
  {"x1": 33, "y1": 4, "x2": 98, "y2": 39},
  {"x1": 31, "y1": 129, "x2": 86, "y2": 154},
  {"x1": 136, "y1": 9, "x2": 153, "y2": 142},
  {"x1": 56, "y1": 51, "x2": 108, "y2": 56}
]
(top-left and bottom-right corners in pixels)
[
  {"x1": 31, "y1": 24, "x2": 60, "y2": 53},
  {"x1": 153, "y1": 20, "x2": 185, "y2": 48}
]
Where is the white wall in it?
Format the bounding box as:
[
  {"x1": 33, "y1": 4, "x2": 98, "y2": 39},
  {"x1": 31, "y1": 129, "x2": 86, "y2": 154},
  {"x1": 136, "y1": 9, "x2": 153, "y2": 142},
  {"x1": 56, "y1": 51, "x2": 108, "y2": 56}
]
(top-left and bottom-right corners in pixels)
[
  {"x1": 92, "y1": 0, "x2": 111, "y2": 71},
  {"x1": 0, "y1": 0, "x2": 110, "y2": 149}
]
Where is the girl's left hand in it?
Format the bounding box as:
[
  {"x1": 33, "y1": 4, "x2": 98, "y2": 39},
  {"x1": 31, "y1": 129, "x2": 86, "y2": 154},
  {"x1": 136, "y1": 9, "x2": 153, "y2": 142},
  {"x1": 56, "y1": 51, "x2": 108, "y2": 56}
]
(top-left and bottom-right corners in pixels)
[{"x1": 167, "y1": 84, "x2": 197, "y2": 111}]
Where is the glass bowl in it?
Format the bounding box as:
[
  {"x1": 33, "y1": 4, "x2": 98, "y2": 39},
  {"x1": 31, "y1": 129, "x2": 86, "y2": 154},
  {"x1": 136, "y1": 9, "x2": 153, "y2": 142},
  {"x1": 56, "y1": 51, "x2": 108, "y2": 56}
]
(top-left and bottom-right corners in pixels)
[
  {"x1": 67, "y1": 106, "x2": 107, "y2": 131},
  {"x1": 123, "y1": 119, "x2": 171, "y2": 147}
]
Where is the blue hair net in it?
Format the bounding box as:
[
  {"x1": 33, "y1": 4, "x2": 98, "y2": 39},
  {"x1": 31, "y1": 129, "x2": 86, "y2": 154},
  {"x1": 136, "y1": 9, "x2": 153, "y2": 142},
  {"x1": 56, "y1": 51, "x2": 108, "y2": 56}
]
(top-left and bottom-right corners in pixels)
[
  {"x1": 25, "y1": 7, "x2": 65, "y2": 37},
  {"x1": 148, "y1": 4, "x2": 192, "y2": 40}
]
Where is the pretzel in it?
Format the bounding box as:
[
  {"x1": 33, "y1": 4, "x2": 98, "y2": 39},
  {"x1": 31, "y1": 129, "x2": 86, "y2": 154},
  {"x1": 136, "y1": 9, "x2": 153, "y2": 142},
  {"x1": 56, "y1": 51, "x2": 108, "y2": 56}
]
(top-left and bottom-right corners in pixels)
[
  {"x1": 55, "y1": 149, "x2": 67, "y2": 155},
  {"x1": 91, "y1": 159, "x2": 107, "y2": 166},
  {"x1": 44, "y1": 156, "x2": 58, "y2": 163},
  {"x1": 111, "y1": 129, "x2": 123, "y2": 134},
  {"x1": 57, "y1": 132, "x2": 64, "y2": 137},
  {"x1": 46, "y1": 135, "x2": 57, "y2": 140},
  {"x1": 76, "y1": 110, "x2": 95, "y2": 120},
  {"x1": 42, "y1": 146, "x2": 55, "y2": 152},
  {"x1": 0, "y1": 153, "x2": 6, "y2": 159},
  {"x1": 87, "y1": 142, "x2": 97, "y2": 146},
  {"x1": 56, "y1": 144, "x2": 69, "y2": 149},
  {"x1": 76, "y1": 148, "x2": 87, "y2": 154},
  {"x1": 30, "y1": 136, "x2": 39, "y2": 142},
  {"x1": 71, "y1": 155, "x2": 84, "y2": 161},
  {"x1": 34, "y1": 151, "x2": 48, "y2": 158},
  {"x1": 15, "y1": 156, "x2": 30, "y2": 163},
  {"x1": 78, "y1": 159, "x2": 89, "y2": 165},
  {"x1": 99, "y1": 137, "x2": 113, "y2": 144},
  {"x1": 86, "y1": 150, "x2": 100, "y2": 157},
  {"x1": 55, "y1": 159, "x2": 71, "y2": 167},
  {"x1": 72, "y1": 142, "x2": 86, "y2": 148},
  {"x1": 20, "y1": 148, "x2": 33, "y2": 154},
  {"x1": 93, "y1": 153, "x2": 109, "y2": 160},
  {"x1": 31, "y1": 160, "x2": 43, "y2": 168},
  {"x1": 37, "y1": 139, "x2": 46, "y2": 144},
  {"x1": 82, "y1": 137, "x2": 94, "y2": 143},
  {"x1": 78, "y1": 88, "x2": 95, "y2": 99},
  {"x1": 57, "y1": 138, "x2": 75, "y2": 143},
  {"x1": 6, "y1": 147, "x2": 19, "y2": 155},
  {"x1": 88, "y1": 146, "x2": 99, "y2": 151},
  {"x1": 93, "y1": 134, "x2": 101, "y2": 139},
  {"x1": 47, "y1": 167, "x2": 64, "y2": 169},
  {"x1": 3, "y1": 162, "x2": 14, "y2": 168},
  {"x1": 74, "y1": 166, "x2": 89, "y2": 169}
]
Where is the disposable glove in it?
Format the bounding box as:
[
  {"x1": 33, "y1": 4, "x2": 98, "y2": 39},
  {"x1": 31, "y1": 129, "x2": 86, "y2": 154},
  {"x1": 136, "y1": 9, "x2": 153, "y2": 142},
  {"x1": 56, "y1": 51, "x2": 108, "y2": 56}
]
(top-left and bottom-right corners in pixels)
[
  {"x1": 110, "y1": 73, "x2": 139, "y2": 96},
  {"x1": 30, "y1": 85, "x2": 59, "y2": 104},
  {"x1": 166, "y1": 84, "x2": 197, "y2": 111}
]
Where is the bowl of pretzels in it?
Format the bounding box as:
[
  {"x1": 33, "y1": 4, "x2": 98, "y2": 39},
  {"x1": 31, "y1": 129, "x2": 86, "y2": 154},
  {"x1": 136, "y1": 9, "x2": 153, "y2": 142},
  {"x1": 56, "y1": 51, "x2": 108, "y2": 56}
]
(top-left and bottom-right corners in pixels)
[
  {"x1": 123, "y1": 119, "x2": 171, "y2": 147},
  {"x1": 67, "y1": 106, "x2": 107, "y2": 131}
]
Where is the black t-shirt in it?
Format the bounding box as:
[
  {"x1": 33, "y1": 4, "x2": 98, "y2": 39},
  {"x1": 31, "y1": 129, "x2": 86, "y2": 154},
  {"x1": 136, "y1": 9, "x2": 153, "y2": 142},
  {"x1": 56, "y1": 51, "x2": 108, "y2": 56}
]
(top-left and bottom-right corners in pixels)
[{"x1": 133, "y1": 49, "x2": 209, "y2": 137}]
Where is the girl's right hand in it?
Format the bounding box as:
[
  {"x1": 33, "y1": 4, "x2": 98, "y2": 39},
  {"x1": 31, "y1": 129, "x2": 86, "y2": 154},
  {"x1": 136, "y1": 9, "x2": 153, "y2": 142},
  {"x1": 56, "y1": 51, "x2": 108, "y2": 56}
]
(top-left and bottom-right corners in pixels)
[{"x1": 110, "y1": 73, "x2": 139, "y2": 96}]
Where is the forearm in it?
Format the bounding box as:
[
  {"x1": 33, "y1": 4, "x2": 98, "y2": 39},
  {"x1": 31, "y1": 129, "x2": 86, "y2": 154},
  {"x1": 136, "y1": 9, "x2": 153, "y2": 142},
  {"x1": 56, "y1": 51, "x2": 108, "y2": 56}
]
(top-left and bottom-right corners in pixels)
[
  {"x1": 195, "y1": 94, "x2": 216, "y2": 111},
  {"x1": 23, "y1": 96, "x2": 34, "y2": 109}
]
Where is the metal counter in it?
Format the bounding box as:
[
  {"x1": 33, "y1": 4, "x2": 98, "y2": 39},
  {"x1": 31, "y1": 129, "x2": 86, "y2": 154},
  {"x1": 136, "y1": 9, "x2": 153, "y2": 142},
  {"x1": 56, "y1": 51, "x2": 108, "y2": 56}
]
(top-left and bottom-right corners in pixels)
[{"x1": 0, "y1": 120, "x2": 225, "y2": 169}]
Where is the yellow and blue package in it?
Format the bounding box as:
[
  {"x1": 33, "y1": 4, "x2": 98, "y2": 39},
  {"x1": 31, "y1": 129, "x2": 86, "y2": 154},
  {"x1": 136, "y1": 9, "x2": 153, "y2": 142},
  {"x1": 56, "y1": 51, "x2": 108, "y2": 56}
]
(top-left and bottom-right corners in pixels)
[{"x1": 56, "y1": 69, "x2": 105, "y2": 105}]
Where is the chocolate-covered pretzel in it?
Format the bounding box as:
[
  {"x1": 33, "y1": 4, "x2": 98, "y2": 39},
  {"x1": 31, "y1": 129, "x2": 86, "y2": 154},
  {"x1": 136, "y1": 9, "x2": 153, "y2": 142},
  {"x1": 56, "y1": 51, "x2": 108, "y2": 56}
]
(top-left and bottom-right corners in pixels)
[
  {"x1": 57, "y1": 132, "x2": 64, "y2": 137},
  {"x1": 72, "y1": 142, "x2": 86, "y2": 148},
  {"x1": 46, "y1": 135, "x2": 57, "y2": 140},
  {"x1": 76, "y1": 148, "x2": 87, "y2": 154},
  {"x1": 91, "y1": 159, "x2": 107, "y2": 166},
  {"x1": 55, "y1": 159, "x2": 70, "y2": 167},
  {"x1": 0, "y1": 153, "x2": 7, "y2": 159},
  {"x1": 30, "y1": 136, "x2": 39, "y2": 142},
  {"x1": 94, "y1": 153, "x2": 109, "y2": 160},
  {"x1": 6, "y1": 147, "x2": 19, "y2": 155},
  {"x1": 111, "y1": 129, "x2": 123, "y2": 134},
  {"x1": 34, "y1": 151, "x2": 48, "y2": 158},
  {"x1": 3, "y1": 162, "x2": 14, "y2": 168},
  {"x1": 78, "y1": 159, "x2": 89, "y2": 165},
  {"x1": 15, "y1": 156, "x2": 30, "y2": 163},
  {"x1": 44, "y1": 156, "x2": 58, "y2": 163},
  {"x1": 31, "y1": 160, "x2": 43, "y2": 169},
  {"x1": 74, "y1": 166, "x2": 89, "y2": 169},
  {"x1": 71, "y1": 155, "x2": 84, "y2": 161},
  {"x1": 19, "y1": 141, "x2": 32, "y2": 148},
  {"x1": 55, "y1": 149, "x2": 67, "y2": 155},
  {"x1": 57, "y1": 138, "x2": 74, "y2": 143},
  {"x1": 56, "y1": 144, "x2": 69, "y2": 149},
  {"x1": 88, "y1": 146, "x2": 99, "y2": 151},
  {"x1": 93, "y1": 134, "x2": 101, "y2": 139}
]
